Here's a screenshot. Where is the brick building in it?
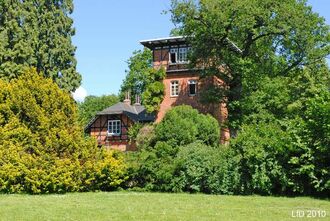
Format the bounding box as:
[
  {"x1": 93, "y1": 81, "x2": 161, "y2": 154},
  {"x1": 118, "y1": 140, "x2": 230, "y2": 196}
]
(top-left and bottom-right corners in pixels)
[
  {"x1": 140, "y1": 36, "x2": 236, "y2": 143},
  {"x1": 86, "y1": 36, "x2": 240, "y2": 150}
]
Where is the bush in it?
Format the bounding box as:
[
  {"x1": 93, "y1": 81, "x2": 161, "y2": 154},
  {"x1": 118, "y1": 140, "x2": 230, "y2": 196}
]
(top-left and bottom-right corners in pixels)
[
  {"x1": 171, "y1": 142, "x2": 218, "y2": 193},
  {"x1": 0, "y1": 69, "x2": 127, "y2": 193},
  {"x1": 124, "y1": 141, "x2": 176, "y2": 191},
  {"x1": 155, "y1": 105, "x2": 220, "y2": 147},
  {"x1": 170, "y1": 142, "x2": 242, "y2": 194},
  {"x1": 126, "y1": 105, "x2": 221, "y2": 192},
  {"x1": 135, "y1": 124, "x2": 156, "y2": 149},
  {"x1": 230, "y1": 121, "x2": 292, "y2": 195}
]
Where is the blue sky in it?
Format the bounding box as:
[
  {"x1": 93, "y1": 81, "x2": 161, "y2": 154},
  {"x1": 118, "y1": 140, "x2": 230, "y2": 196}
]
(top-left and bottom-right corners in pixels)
[{"x1": 72, "y1": 0, "x2": 330, "y2": 99}]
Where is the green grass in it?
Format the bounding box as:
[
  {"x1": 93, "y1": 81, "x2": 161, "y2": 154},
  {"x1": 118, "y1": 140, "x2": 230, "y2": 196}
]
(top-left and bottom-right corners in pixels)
[{"x1": 0, "y1": 192, "x2": 329, "y2": 221}]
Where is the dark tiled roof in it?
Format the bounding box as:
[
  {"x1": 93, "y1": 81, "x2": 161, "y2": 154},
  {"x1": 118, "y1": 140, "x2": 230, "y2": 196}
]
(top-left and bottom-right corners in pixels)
[
  {"x1": 98, "y1": 102, "x2": 155, "y2": 122},
  {"x1": 85, "y1": 102, "x2": 155, "y2": 132}
]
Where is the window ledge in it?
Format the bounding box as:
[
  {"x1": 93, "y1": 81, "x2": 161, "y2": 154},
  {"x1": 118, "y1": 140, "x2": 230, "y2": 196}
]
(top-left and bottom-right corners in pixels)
[{"x1": 107, "y1": 133, "x2": 121, "y2": 136}]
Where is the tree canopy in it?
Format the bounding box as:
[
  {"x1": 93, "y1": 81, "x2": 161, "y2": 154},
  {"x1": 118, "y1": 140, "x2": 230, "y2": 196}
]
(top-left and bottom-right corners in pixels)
[
  {"x1": 119, "y1": 48, "x2": 153, "y2": 103},
  {"x1": 78, "y1": 94, "x2": 119, "y2": 126},
  {"x1": 120, "y1": 48, "x2": 165, "y2": 113},
  {"x1": 170, "y1": 0, "x2": 330, "y2": 130},
  {"x1": 0, "y1": 0, "x2": 81, "y2": 92},
  {"x1": 169, "y1": 0, "x2": 330, "y2": 195}
]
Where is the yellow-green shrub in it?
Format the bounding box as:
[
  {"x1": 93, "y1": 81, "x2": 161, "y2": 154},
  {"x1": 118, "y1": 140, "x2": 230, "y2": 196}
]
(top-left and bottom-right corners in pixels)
[{"x1": 0, "y1": 69, "x2": 127, "y2": 193}]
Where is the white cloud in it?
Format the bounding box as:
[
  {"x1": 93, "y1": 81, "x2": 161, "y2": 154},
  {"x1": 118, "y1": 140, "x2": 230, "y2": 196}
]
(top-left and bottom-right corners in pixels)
[{"x1": 72, "y1": 86, "x2": 87, "y2": 102}]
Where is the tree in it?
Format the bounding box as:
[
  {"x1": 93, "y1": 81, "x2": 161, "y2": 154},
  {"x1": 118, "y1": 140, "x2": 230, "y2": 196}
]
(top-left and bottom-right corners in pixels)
[
  {"x1": 0, "y1": 0, "x2": 81, "y2": 92},
  {"x1": 0, "y1": 69, "x2": 126, "y2": 193},
  {"x1": 170, "y1": 0, "x2": 330, "y2": 132},
  {"x1": 78, "y1": 94, "x2": 119, "y2": 126},
  {"x1": 141, "y1": 67, "x2": 165, "y2": 113},
  {"x1": 120, "y1": 48, "x2": 165, "y2": 113},
  {"x1": 170, "y1": 0, "x2": 330, "y2": 196},
  {"x1": 119, "y1": 48, "x2": 153, "y2": 103}
]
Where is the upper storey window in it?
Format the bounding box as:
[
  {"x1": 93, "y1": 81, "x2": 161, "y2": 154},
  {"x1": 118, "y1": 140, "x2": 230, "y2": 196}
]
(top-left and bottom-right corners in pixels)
[
  {"x1": 169, "y1": 47, "x2": 190, "y2": 64},
  {"x1": 178, "y1": 48, "x2": 188, "y2": 63},
  {"x1": 169, "y1": 48, "x2": 177, "y2": 64}
]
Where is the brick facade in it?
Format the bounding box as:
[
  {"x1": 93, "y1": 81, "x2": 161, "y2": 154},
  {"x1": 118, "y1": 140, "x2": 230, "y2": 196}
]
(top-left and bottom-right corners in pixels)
[{"x1": 141, "y1": 37, "x2": 230, "y2": 143}]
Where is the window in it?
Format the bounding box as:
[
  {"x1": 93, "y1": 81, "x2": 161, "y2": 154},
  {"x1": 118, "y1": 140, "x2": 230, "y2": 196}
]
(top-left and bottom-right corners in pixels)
[
  {"x1": 108, "y1": 120, "x2": 121, "y2": 136},
  {"x1": 170, "y1": 80, "x2": 179, "y2": 97},
  {"x1": 169, "y1": 47, "x2": 191, "y2": 64},
  {"x1": 178, "y1": 48, "x2": 188, "y2": 63},
  {"x1": 169, "y1": 48, "x2": 177, "y2": 64},
  {"x1": 188, "y1": 80, "x2": 197, "y2": 96}
]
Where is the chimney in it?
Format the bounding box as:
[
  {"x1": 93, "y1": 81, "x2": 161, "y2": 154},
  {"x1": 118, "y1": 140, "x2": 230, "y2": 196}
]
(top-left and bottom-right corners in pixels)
[
  {"x1": 134, "y1": 95, "x2": 141, "y2": 105},
  {"x1": 123, "y1": 91, "x2": 131, "y2": 105}
]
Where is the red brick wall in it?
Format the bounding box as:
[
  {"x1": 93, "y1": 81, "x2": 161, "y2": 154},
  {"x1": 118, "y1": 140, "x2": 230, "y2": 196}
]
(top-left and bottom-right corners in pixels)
[{"x1": 153, "y1": 47, "x2": 230, "y2": 143}]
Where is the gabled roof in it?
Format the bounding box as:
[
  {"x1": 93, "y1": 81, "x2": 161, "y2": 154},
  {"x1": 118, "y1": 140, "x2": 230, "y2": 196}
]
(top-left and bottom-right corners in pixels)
[{"x1": 84, "y1": 102, "x2": 155, "y2": 132}]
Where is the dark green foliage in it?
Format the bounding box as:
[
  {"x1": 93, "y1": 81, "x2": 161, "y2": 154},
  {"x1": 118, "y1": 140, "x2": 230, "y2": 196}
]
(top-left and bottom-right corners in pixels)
[
  {"x1": 172, "y1": 142, "x2": 242, "y2": 194},
  {"x1": 0, "y1": 0, "x2": 81, "y2": 92},
  {"x1": 142, "y1": 68, "x2": 166, "y2": 113},
  {"x1": 0, "y1": 69, "x2": 127, "y2": 193},
  {"x1": 120, "y1": 48, "x2": 153, "y2": 103},
  {"x1": 168, "y1": 0, "x2": 330, "y2": 197},
  {"x1": 78, "y1": 94, "x2": 119, "y2": 126},
  {"x1": 135, "y1": 124, "x2": 156, "y2": 150},
  {"x1": 155, "y1": 105, "x2": 220, "y2": 147},
  {"x1": 120, "y1": 48, "x2": 165, "y2": 113},
  {"x1": 124, "y1": 106, "x2": 221, "y2": 191},
  {"x1": 230, "y1": 122, "x2": 291, "y2": 195},
  {"x1": 127, "y1": 123, "x2": 143, "y2": 144},
  {"x1": 172, "y1": 142, "x2": 218, "y2": 193}
]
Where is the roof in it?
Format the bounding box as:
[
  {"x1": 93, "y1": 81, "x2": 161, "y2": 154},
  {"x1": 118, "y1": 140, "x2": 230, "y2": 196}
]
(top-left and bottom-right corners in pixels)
[
  {"x1": 97, "y1": 102, "x2": 154, "y2": 121},
  {"x1": 140, "y1": 36, "x2": 242, "y2": 54},
  {"x1": 140, "y1": 36, "x2": 187, "y2": 49},
  {"x1": 85, "y1": 102, "x2": 155, "y2": 132}
]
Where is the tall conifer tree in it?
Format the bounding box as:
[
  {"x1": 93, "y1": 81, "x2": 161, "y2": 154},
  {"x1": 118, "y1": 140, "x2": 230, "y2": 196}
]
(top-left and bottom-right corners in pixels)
[{"x1": 0, "y1": 0, "x2": 81, "y2": 92}]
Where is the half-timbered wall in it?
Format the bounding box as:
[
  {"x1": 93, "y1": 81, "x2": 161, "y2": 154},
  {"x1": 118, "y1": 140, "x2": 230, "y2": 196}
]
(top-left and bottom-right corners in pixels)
[{"x1": 89, "y1": 114, "x2": 136, "y2": 151}]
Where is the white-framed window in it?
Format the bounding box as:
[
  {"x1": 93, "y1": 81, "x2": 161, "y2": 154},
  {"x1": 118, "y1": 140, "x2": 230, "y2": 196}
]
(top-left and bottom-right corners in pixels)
[
  {"x1": 178, "y1": 48, "x2": 188, "y2": 63},
  {"x1": 170, "y1": 80, "x2": 179, "y2": 97},
  {"x1": 169, "y1": 47, "x2": 191, "y2": 64},
  {"x1": 169, "y1": 48, "x2": 178, "y2": 64},
  {"x1": 188, "y1": 80, "x2": 197, "y2": 96},
  {"x1": 107, "y1": 120, "x2": 121, "y2": 136}
]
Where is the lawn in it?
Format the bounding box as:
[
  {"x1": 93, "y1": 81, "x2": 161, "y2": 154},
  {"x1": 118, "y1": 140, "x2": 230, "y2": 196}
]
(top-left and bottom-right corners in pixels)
[{"x1": 0, "y1": 192, "x2": 329, "y2": 221}]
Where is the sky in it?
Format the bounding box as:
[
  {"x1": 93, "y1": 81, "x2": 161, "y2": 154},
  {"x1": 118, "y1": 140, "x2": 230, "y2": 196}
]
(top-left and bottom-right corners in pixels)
[{"x1": 71, "y1": 0, "x2": 330, "y2": 101}]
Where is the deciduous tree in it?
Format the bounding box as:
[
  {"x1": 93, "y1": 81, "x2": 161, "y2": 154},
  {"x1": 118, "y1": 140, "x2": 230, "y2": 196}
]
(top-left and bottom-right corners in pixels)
[{"x1": 170, "y1": 0, "x2": 330, "y2": 130}]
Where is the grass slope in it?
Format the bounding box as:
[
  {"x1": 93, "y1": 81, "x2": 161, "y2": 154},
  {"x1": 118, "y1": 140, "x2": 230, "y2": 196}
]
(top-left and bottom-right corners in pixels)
[{"x1": 0, "y1": 192, "x2": 329, "y2": 221}]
